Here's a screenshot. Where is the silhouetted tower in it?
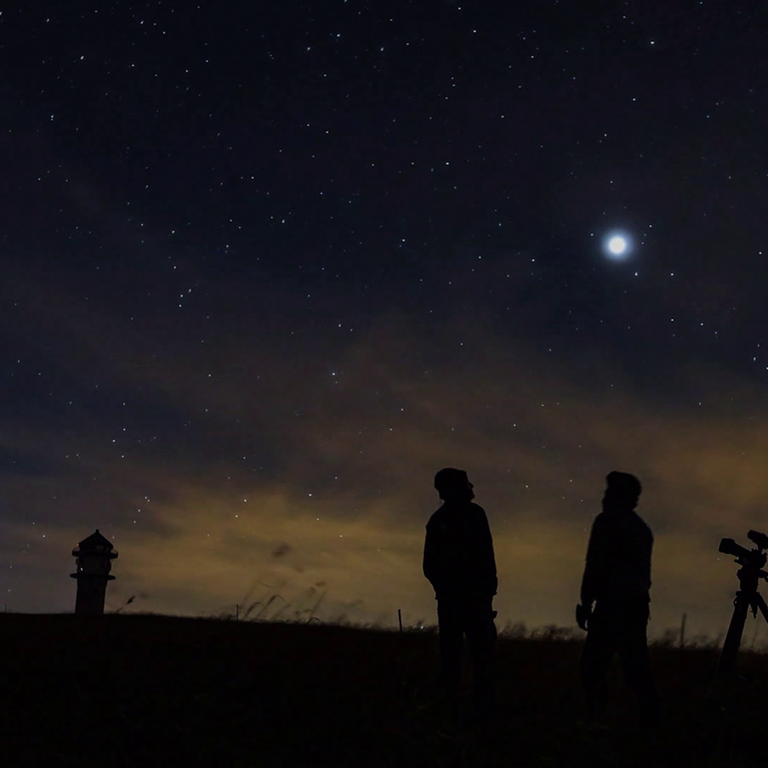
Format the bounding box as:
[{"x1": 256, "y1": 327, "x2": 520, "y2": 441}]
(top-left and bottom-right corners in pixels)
[{"x1": 70, "y1": 530, "x2": 118, "y2": 616}]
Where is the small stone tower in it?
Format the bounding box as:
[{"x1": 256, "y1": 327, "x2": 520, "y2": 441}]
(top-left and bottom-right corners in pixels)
[{"x1": 70, "y1": 529, "x2": 118, "y2": 616}]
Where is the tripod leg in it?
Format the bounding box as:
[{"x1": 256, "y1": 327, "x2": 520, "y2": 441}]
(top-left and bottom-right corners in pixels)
[
  {"x1": 753, "y1": 592, "x2": 768, "y2": 628},
  {"x1": 716, "y1": 591, "x2": 750, "y2": 681}
]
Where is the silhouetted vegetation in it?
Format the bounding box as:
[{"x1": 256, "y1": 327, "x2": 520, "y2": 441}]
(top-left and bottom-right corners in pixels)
[{"x1": 0, "y1": 613, "x2": 765, "y2": 767}]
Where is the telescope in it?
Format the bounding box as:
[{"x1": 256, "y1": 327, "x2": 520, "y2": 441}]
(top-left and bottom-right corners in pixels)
[
  {"x1": 716, "y1": 530, "x2": 768, "y2": 681},
  {"x1": 719, "y1": 529, "x2": 768, "y2": 562}
]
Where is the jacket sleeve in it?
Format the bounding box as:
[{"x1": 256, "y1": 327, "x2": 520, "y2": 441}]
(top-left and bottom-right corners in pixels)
[
  {"x1": 423, "y1": 521, "x2": 439, "y2": 590},
  {"x1": 580, "y1": 514, "x2": 609, "y2": 606},
  {"x1": 478, "y1": 507, "x2": 498, "y2": 596}
]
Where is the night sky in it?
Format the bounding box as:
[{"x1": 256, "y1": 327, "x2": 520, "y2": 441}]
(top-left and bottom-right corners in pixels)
[{"x1": 3, "y1": 1, "x2": 768, "y2": 639}]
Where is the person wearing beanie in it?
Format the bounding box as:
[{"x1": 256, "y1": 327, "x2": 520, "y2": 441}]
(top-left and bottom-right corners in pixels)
[
  {"x1": 423, "y1": 467, "x2": 498, "y2": 721},
  {"x1": 576, "y1": 471, "x2": 662, "y2": 727}
]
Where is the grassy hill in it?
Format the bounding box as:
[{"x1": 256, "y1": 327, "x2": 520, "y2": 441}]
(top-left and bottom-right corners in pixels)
[{"x1": 0, "y1": 613, "x2": 765, "y2": 767}]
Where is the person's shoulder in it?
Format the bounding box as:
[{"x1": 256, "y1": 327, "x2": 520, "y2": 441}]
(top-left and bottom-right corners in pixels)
[
  {"x1": 468, "y1": 503, "x2": 490, "y2": 525},
  {"x1": 632, "y1": 510, "x2": 653, "y2": 534},
  {"x1": 591, "y1": 510, "x2": 619, "y2": 534},
  {"x1": 426, "y1": 506, "x2": 446, "y2": 528}
]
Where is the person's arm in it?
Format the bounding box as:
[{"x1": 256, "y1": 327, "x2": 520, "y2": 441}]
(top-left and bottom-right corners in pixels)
[
  {"x1": 423, "y1": 521, "x2": 439, "y2": 590},
  {"x1": 477, "y1": 507, "x2": 498, "y2": 596},
  {"x1": 647, "y1": 532, "x2": 653, "y2": 590},
  {"x1": 580, "y1": 514, "x2": 609, "y2": 607}
]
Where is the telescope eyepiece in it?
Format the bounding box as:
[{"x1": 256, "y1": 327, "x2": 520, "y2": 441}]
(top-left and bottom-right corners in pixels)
[{"x1": 748, "y1": 530, "x2": 768, "y2": 550}]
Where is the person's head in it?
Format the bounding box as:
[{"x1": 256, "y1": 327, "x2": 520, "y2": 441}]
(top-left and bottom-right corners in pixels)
[
  {"x1": 434, "y1": 467, "x2": 475, "y2": 503},
  {"x1": 603, "y1": 470, "x2": 642, "y2": 511}
]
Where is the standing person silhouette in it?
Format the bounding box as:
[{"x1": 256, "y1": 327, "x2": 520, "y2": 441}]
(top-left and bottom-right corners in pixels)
[
  {"x1": 423, "y1": 468, "x2": 498, "y2": 721},
  {"x1": 576, "y1": 471, "x2": 662, "y2": 727}
]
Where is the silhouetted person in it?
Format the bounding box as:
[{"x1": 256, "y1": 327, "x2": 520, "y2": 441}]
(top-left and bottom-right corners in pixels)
[
  {"x1": 423, "y1": 468, "x2": 497, "y2": 720},
  {"x1": 576, "y1": 471, "x2": 662, "y2": 727}
]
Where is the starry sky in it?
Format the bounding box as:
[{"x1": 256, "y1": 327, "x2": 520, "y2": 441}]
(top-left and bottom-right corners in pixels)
[{"x1": 2, "y1": 1, "x2": 768, "y2": 639}]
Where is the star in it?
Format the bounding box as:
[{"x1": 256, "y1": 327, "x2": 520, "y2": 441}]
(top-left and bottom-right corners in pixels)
[
  {"x1": 602, "y1": 231, "x2": 633, "y2": 261},
  {"x1": 608, "y1": 236, "x2": 626, "y2": 255}
]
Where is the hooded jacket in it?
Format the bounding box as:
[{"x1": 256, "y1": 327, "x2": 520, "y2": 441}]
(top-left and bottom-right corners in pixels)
[
  {"x1": 423, "y1": 501, "x2": 498, "y2": 600},
  {"x1": 580, "y1": 506, "x2": 653, "y2": 606}
]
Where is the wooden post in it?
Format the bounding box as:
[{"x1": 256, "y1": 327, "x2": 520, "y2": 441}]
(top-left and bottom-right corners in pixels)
[
  {"x1": 680, "y1": 613, "x2": 686, "y2": 649},
  {"x1": 398, "y1": 609, "x2": 403, "y2": 633}
]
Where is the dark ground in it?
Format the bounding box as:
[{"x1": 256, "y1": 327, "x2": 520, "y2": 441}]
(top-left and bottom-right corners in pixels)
[{"x1": 0, "y1": 613, "x2": 765, "y2": 767}]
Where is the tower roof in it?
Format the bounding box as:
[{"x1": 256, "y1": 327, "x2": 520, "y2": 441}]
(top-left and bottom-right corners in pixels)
[{"x1": 75, "y1": 529, "x2": 114, "y2": 551}]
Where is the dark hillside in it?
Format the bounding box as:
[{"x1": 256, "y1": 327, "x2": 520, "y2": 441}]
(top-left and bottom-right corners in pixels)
[{"x1": 0, "y1": 614, "x2": 764, "y2": 767}]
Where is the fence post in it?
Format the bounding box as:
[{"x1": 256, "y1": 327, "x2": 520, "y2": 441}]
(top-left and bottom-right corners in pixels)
[
  {"x1": 680, "y1": 613, "x2": 686, "y2": 649},
  {"x1": 398, "y1": 609, "x2": 403, "y2": 633}
]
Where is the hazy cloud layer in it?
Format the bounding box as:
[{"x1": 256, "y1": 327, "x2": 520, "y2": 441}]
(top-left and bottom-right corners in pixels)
[{"x1": 3, "y1": 292, "x2": 767, "y2": 642}]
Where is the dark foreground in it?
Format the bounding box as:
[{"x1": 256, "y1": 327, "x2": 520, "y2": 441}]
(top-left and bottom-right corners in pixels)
[{"x1": 0, "y1": 614, "x2": 765, "y2": 767}]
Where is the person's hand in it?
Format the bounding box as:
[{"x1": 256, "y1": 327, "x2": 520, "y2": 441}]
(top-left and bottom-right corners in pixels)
[{"x1": 576, "y1": 603, "x2": 591, "y2": 631}]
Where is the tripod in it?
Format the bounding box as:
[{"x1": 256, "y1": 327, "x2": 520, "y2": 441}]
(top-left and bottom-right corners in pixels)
[{"x1": 716, "y1": 557, "x2": 768, "y2": 681}]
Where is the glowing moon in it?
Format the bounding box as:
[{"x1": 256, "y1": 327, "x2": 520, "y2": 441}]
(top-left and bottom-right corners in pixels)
[{"x1": 602, "y1": 231, "x2": 633, "y2": 260}]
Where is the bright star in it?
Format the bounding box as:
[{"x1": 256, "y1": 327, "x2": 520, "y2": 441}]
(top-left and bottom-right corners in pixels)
[
  {"x1": 609, "y1": 237, "x2": 626, "y2": 254},
  {"x1": 602, "y1": 231, "x2": 633, "y2": 261}
]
